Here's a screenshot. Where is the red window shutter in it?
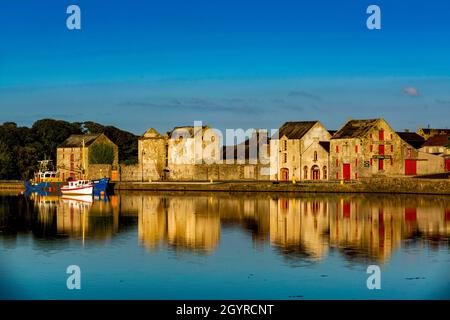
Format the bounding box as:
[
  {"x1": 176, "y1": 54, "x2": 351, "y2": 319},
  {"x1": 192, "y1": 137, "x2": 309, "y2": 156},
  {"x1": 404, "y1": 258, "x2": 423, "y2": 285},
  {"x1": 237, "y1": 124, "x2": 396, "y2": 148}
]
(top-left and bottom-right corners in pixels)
[
  {"x1": 370, "y1": 145, "x2": 373, "y2": 152},
  {"x1": 355, "y1": 145, "x2": 358, "y2": 153},
  {"x1": 355, "y1": 172, "x2": 358, "y2": 179},
  {"x1": 379, "y1": 145, "x2": 385, "y2": 155},
  {"x1": 336, "y1": 159, "x2": 339, "y2": 166},
  {"x1": 370, "y1": 158, "x2": 373, "y2": 166},
  {"x1": 379, "y1": 130, "x2": 384, "y2": 141},
  {"x1": 355, "y1": 158, "x2": 358, "y2": 166},
  {"x1": 336, "y1": 145, "x2": 339, "y2": 153}
]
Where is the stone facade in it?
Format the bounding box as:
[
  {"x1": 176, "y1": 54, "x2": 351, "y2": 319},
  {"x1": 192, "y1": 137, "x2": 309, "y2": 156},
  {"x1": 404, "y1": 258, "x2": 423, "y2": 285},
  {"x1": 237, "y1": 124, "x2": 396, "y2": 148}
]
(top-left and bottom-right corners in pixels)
[
  {"x1": 57, "y1": 133, "x2": 119, "y2": 181},
  {"x1": 330, "y1": 118, "x2": 445, "y2": 180},
  {"x1": 270, "y1": 121, "x2": 331, "y2": 181}
]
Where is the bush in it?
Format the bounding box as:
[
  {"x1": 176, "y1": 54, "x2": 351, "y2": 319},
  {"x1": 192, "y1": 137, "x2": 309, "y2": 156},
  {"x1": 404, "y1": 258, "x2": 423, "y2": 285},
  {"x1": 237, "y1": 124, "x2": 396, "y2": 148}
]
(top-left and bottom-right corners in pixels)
[{"x1": 89, "y1": 143, "x2": 115, "y2": 165}]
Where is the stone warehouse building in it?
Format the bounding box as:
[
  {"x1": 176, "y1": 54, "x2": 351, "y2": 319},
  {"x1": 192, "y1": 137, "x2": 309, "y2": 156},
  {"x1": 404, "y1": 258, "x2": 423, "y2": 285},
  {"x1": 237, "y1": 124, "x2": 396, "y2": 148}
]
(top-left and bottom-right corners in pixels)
[
  {"x1": 270, "y1": 121, "x2": 332, "y2": 181},
  {"x1": 57, "y1": 133, "x2": 119, "y2": 181},
  {"x1": 419, "y1": 134, "x2": 450, "y2": 172},
  {"x1": 329, "y1": 118, "x2": 446, "y2": 180},
  {"x1": 121, "y1": 125, "x2": 271, "y2": 181}
]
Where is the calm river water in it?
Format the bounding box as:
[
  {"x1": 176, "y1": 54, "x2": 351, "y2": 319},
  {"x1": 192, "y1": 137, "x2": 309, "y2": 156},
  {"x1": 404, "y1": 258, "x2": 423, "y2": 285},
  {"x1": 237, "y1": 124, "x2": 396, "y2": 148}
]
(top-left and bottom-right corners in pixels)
[{"x1": 0, "y1": 191, "x2": 449, "y2": 299}]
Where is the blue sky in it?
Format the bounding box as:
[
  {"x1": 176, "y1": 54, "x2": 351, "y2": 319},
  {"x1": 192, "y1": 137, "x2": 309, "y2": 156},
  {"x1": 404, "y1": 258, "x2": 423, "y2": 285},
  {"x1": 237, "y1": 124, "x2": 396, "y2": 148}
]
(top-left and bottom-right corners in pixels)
[{"x1": 0, "y1": 0, "x2": 449, "y2": 135}]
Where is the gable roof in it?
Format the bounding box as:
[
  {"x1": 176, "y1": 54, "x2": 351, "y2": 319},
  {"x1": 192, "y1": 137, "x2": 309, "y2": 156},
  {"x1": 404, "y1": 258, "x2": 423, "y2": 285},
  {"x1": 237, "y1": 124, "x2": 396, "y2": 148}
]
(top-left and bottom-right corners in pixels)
[
  {"x1": 397, "y1": 132, "x2": 425, "y2": 149},
  {"x1": 278, "y1": 121, "x2": 318, "y2": 139},
  {"x1": 332, "y1": 119, "x2": 380, "y2": 139},
  {"x1": 58, "y1": 134, "x2": 102, "y2": 148},
  {"x1": 422, "y1": 134, "x2": 450, "y2": 147},
  {"x1": 142, "y1": 128, "x2": 162, "y2": 139}
]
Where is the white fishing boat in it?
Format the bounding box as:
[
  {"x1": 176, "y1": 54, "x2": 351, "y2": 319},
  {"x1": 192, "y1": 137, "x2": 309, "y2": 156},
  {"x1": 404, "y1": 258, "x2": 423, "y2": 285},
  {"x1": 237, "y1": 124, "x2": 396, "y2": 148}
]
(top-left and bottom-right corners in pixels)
[{"x1": 60, "y1": 180, "x2": 93, "y2": 195}]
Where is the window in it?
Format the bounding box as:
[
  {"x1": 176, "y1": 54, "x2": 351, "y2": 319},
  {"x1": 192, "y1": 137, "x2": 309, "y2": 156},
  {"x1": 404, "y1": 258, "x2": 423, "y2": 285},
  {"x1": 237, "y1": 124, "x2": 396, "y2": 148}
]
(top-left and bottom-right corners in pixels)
[
  {"x1": 355, "y1": 145, "x2": 358, "y2": 153},
  {"x1": 336, "y1": 158, "x2": 339, "y2": 166},
  {"x1": 370, "y1": 158, "x2": 373, "y2": 166},
  {"x1": 391, "y1": 145, "x2": 394, "y2": 152},
  {"x1": 355, "y1": 172, "x2": 358, "y2": 179},
  {"x1": 390, "y1": 134, "x2": 393, "y2": 140},
  {"x1": 370, "y1": 145, "x2": 373, "y2": 152},
  {"x1": 379, "y1": 130, "x2": 384, "y2": 141},
  {"x1": 336, "y1": 172, "x2": 339, "y2": 179},
  {"x1": 355, "y1": 158, "x2": 358, "y2": 167},
  {"x1": 303, "y1": 166, "x2": 308, "y2": 180},
  {"x1": 336, "y1": 145, "x2": 339, "y2": 153},
  {"x1": 314, "y1": 151, "x2": 318, "y2": 161},
  {"x1": 323, "y1": 166, "x2": 327, "y2": 179}
]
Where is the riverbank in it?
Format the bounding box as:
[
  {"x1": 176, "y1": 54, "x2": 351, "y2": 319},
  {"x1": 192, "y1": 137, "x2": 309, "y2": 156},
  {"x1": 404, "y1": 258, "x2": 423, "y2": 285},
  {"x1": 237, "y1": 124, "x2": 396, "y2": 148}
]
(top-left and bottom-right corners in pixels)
[
  {"x1": 0, "y1": 181, "x2": 24, "y2": 190},
  {"x1": 114, "y1": 177, "x2": 450, "y2": 195},
  {"x1": 2, "y1": 178, "x2": 449, "y2": 195}
]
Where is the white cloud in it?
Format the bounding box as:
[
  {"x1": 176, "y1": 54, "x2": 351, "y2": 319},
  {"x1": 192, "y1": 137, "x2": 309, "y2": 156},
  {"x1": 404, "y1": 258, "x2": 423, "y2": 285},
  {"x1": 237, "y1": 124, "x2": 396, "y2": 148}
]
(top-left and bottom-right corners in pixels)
[{"x1": 403, "y1": 87, "x2": 420, "y2": 97}]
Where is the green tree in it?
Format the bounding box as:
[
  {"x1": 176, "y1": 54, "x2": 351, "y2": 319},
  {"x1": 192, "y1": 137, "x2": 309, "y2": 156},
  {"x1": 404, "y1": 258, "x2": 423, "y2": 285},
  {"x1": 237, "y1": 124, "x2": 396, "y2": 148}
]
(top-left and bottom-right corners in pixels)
[{"x1": 89, "y1": 143, "x2": 115, "y2": 164}]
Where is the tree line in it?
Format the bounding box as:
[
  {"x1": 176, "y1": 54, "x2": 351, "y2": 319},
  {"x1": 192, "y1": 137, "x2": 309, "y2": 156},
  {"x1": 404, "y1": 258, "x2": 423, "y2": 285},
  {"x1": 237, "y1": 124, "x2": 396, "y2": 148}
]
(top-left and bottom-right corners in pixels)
[{"x1": 0, "y1": 119, "x2": 138, "y2": 180}]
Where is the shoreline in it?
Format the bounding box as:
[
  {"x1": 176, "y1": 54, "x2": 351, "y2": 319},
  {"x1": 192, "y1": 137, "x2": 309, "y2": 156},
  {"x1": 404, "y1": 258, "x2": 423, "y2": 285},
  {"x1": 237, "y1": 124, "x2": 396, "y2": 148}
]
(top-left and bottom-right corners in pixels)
[{"x1": 2, "y1": 178, "x2": 449, "y2": 195}]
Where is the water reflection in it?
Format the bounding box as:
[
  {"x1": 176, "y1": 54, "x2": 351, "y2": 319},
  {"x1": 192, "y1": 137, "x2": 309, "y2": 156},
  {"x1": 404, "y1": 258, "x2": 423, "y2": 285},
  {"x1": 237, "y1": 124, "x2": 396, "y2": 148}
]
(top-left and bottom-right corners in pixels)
[{"x1": 0, "y1": 192, "x2": 449, "y2": 262}]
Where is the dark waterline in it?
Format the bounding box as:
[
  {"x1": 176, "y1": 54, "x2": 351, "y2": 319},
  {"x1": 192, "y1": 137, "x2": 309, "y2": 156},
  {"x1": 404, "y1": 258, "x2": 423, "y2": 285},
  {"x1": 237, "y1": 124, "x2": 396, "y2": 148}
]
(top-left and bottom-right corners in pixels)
[{"x1": 0, "y1": 191, "x2": 449, "y2": 300}]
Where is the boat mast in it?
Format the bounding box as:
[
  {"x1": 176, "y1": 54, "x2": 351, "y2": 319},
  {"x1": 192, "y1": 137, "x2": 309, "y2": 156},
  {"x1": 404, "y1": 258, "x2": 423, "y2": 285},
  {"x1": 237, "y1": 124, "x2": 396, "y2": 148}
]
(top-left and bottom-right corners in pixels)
[{"x1": 82, "y1": 139, "x2": 86, "y2": 179}]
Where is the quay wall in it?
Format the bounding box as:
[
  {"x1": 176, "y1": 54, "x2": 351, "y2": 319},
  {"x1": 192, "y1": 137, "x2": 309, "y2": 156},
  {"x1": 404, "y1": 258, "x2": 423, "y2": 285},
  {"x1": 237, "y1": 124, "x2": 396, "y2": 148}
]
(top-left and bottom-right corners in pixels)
[{"x1": 115, "y1": 177, "x2": 450, "y2": 195}]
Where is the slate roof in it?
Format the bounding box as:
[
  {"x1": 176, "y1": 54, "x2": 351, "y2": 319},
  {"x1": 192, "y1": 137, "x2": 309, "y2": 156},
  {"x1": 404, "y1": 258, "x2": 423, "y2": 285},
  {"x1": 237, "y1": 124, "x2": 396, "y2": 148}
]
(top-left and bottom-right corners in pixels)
[
  {"x1": 420, "y1": 128, "x2": 450, "y2": 135},
  {"x1": 168, "y1": 125, "x2": 209, "y2": 138},
  {"x1": 58, "y1": 134, "x2": 101, "y2": 148},
  {"x1": 278, "y1": 121, "x2": 318, "y2": 139},
  {"x1": 396, "y1": 132, "x2": 425, "y2": 149},
  {"x1": 331, "y1": 119, "x2": 379, "y2": 139},
  {"x1": 319, "y1": 141, "x2": 330, "y2": 152},
  {"x1": 422, "y1": 134, "x2": 450, "y2": 147},
  {"x1": 222, "y1": 130, "x2": 270, "y2": 160}
]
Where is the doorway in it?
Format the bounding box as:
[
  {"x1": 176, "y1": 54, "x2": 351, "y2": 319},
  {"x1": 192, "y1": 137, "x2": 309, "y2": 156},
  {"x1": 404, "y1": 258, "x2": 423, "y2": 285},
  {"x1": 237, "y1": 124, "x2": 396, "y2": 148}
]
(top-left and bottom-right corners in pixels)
[{"x1": 280, "y1": 168, "x2": 289, "y2": 181}]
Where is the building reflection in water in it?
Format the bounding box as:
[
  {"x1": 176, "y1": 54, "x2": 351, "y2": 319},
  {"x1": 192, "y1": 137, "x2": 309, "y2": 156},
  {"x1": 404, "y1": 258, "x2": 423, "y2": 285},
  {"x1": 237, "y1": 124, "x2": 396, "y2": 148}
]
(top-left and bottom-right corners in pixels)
[{"x1": 17, "y1": 192, "x2": 450, "y2": 261}]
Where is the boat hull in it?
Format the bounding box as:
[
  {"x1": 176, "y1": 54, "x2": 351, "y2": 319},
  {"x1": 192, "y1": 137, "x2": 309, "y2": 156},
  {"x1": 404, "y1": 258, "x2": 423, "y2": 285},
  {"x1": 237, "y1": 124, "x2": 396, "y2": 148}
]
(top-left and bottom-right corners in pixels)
[
  {"x1": 92, "y1": 178, "x2": 110, "y2": 194},
  {"x1": 61, "y1": 185, "x2": 93, "y2": 195}
]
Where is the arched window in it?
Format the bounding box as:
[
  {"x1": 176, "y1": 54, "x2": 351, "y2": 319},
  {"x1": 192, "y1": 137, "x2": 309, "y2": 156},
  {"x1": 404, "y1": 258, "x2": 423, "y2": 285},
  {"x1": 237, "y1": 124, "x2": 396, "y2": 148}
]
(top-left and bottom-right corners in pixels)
[
  {"x1": 314, "y1": 151, "x2": 318, "y2": 161},
  {"x1": 323, "y1": 166, "x2": 327, "y2": 180},
  {"x1": 303, "y1": 166, "x2": 308, "y2": 180}
]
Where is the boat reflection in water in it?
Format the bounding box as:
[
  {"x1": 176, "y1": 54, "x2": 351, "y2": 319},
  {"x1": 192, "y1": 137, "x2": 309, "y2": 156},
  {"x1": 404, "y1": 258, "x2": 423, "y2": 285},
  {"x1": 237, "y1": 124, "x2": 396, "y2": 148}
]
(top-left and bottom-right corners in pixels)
[{"x1": 6, "y1": 192, "x2": 450, "y2": 262}]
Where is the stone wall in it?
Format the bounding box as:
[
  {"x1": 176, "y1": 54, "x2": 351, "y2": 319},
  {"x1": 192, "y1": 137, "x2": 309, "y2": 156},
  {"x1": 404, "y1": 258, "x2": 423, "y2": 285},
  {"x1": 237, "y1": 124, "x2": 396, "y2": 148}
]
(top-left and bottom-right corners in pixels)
[
  {"x1": 87, "y1": 164, "x2": 113, "y2": 180},
  {"x1": 166, "y1": 164, "x2": 271, "y2": 181},
  {"x1": 118, "y1": 163, "x2": 271, "y2": 181},
  {"x1": 119, "y1": 164, "x2": 142, "y2": 182},
  {"x1": 115, "y1": 177, "x2": 450, "y2": 195}
]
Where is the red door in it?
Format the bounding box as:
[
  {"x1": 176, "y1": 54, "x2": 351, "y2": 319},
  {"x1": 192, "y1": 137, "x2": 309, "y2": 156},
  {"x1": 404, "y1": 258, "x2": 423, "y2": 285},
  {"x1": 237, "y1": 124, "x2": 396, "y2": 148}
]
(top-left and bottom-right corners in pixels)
[
  {"x1": 405, "y1": 159, "x2": 417, "y2": 175},
  {"x1": 445, "y1": 159, "x2": 450, "y2": 172},
  {"x1": 378, "y1": 159, "x2": 384, "y2": 171},
  {"x1": 343, "y1": 164, "x2": 351, "y2": 181}
]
